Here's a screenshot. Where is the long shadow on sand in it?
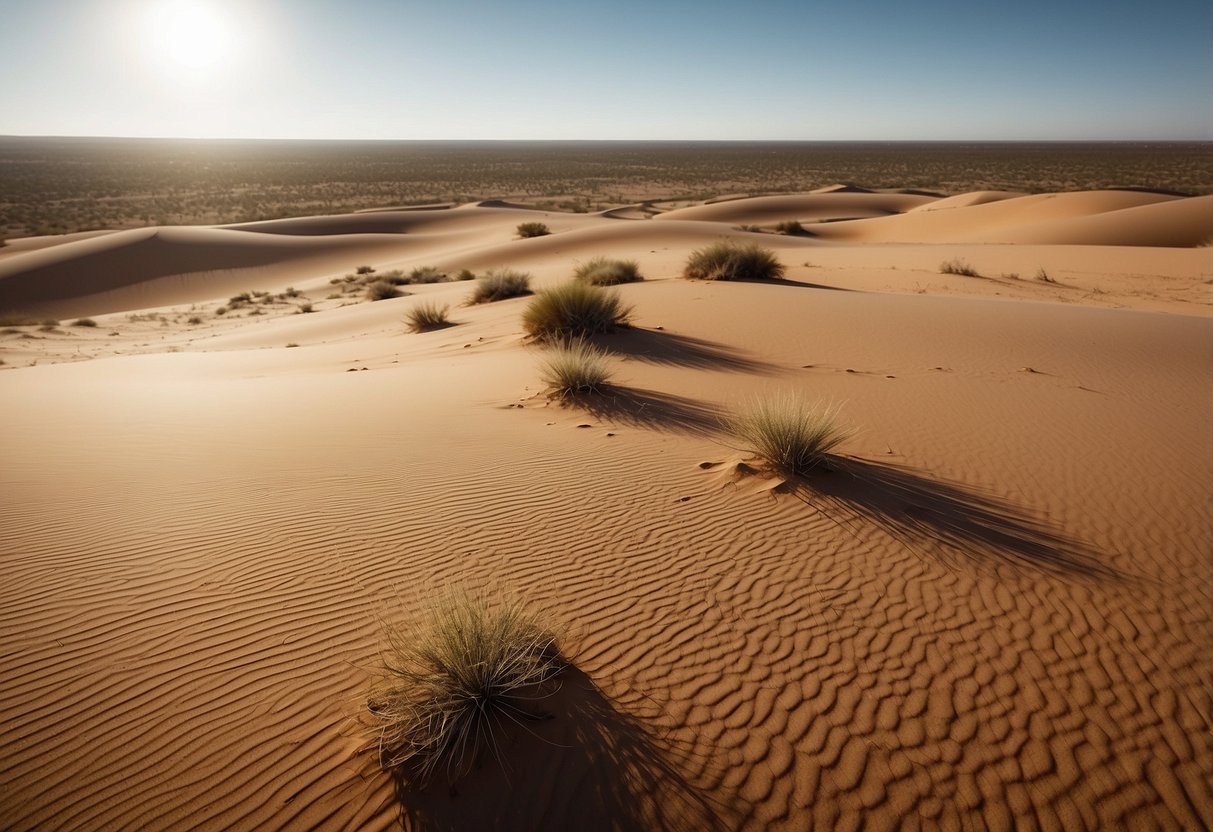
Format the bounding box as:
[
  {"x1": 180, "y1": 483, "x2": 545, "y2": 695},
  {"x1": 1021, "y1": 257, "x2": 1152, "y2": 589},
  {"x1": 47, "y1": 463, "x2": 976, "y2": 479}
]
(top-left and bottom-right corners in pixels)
[
  {"x1": 787, "y1": 457, "x2": 1122, "y2": 581},
  {"x1": 395, "y1": 666, "x2": 738, "y2": 831},
  {"x1": 565, "y1": 386, "x2": 724, "y2": 438},
  {"x1": 591, "y1": 328, "x2": 778, "y2": 374}
]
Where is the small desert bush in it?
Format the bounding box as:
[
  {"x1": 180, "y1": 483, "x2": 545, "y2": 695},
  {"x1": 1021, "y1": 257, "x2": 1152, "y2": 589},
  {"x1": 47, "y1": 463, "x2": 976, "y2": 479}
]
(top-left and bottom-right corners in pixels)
[
  {"x1": 515, "y1": 221, "x2": 550, "y2": 239},
  {"x1": 940, "y1": 258, "x2": 979, "y2": 277},
  {"x1": 683, "y1": 241, "x2": 785, "y2": 281},
  {"x1": 215, "y1": 306, "x2": 228, "y2": 315},
  {"x1": 406, "y1": 302, "x2": 450, "y2": 332},
  {"x1": 297, "y1": 302, "x2": 314, "y2": 314},
  {"x1": 72, "y1": 318, "x2": 98, "y2": 327},
  {"x1": 186, "y1": 316, "x2": 203, "y2": 325},
  {"x1": 1034, "y1": 267, "x2": 1055, "y2": 283},
  {"x1": 368, "y1": 594, "x2": 563, "y2": 785},
  {"x1": 522, "y1": 281, "x2": 632, "y2": 341},
  {"x1": 726, "y1": 395, "x2": 852, "y2": 477},
  {"x1": 469, "y1": 269, "x2": 532, "y2": 304},
  {"x1": 409, "y1": 266, "x2": 447, "y2": 284},
  {"x1": 367, "y1": 281, "x2": 403, "y2": 301},
  {"x1": 540, "y1": 337, "x2": 612, "y2": 397},
  {"x1": 573, "y1": 257, "x2": 643, "y2": 286},
  {"x1": 774, "y1": 220, "x2": 805, "y2": 235},
  {"x1": 356, "y1": 265, "x2": 376, "y2": 275},
  {"x1": 456, "y1": 269, "x2": 476, "y2": 281}
]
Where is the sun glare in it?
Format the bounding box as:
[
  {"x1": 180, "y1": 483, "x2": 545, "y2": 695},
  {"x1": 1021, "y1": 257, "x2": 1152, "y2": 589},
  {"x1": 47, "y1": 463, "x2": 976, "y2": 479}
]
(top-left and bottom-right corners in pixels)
[{"x1": 144, "y1": 0, "x2": 235, "y2": 76}]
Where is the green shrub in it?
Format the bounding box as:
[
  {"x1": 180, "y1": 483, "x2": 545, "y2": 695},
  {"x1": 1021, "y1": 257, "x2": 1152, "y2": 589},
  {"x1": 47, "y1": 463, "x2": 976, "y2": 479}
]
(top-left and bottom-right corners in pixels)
[
  {"x1": 469, "y1": 269, "x2": 532, "y2": 304},
  {"x1": 726, "y1": 395, "x2": 852, "y2": 477},
  {"x1": 573, "y1": 257, "x2": 643, "y2": 286},
  {"x1": 406, "y1": 302, "x2": 451, "y2": 332},
  {"x1": 367, "y1": 281, "x2": 403, "y2": 301},
  {"x1": 940, "y1": 258, "x2": 979, "y2": 277},
  {"x1": 368, "y1": 594, "x2": 563, "y2": 785},
  {"x1": 522, "y1": 281, "x2": 631, "y2": 341},
  {"x1": 540, "y1": 337, "x2": 612, "y2": 397},
  {"x1": 683, "y1": 241, "x2": 785, "y2": 281},
  {"x1": 515, "y1": 221, "x2": 551, "y2": 239}
]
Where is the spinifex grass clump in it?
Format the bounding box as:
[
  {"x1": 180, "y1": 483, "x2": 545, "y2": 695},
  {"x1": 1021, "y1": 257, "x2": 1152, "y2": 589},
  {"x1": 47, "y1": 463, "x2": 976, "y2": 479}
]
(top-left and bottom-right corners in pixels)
[
  {"x1": 515, "y1": 221, "x2": 550, "y2": 238},
  {"x1": 573, "y1": 257, "x2": 643, "y2": 286},
  {"x1": 368, "y1": 595, "x2": 563, "y2": 786},
  {"x1": 469, "y1": 269, "x2": 532, "y2": 304},
  {"x1": 405, "y1": 301, "x2": 450, "y2": 332},
  {"x1": 726, "y1": 395, "x2": 852, "y2": 477},
  {"x1": 683, "y1": 241, "x2": 785, "y2": 281},
  {"x1": 367, "y1": 281, "x2": 402, "y2": 301},
  {"x1": 522, "y1": 281, "x2": 631, "y2": 341},
  {"x1": 540, "y1": 337, "x2": 612, "y2": 397},
  {"x1": 939, "y1": 258, "x2": 980, "y2": 277}
]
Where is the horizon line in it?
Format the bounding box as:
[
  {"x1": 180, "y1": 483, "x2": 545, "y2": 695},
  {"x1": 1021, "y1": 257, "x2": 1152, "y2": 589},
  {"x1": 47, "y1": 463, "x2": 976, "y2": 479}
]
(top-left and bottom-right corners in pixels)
[{"x1": 3, "y1": 134, "x2": 1211, "y2": 144}]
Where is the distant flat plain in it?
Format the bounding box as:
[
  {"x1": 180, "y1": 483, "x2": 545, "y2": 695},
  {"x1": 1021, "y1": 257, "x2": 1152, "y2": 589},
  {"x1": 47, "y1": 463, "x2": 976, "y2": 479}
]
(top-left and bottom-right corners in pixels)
[{"x1": 1, "y1": 137, "x2": 1210, "y2": 237}]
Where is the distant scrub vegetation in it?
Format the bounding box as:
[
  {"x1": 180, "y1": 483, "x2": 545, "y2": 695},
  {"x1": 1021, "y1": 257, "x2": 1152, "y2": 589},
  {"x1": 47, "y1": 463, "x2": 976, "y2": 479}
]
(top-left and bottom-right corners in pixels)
[{"x1": 515, "y1": 222, "x2": 551, "y2": 239}]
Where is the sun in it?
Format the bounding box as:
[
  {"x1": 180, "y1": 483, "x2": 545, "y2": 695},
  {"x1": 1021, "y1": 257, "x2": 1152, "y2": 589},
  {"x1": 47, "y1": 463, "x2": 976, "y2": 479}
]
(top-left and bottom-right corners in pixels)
[{"x1": 144, "y1": 0, "x2": 235, "y2": 75}]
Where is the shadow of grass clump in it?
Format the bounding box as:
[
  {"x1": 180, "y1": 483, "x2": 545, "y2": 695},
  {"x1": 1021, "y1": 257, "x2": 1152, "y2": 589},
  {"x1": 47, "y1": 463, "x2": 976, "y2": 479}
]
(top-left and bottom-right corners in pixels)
[
  {"x1": 591, "y1": 328, "x2": 777, "y2": 375},
  {"x1": 785, "y1": 458, "x2": 1120, "y2": 580},
  {"x1": 394, "y1": 666, "x2": 736, "y2": 832},
  {"x1": 563, "y1": 386, "x2": 724, "y2": 438}
]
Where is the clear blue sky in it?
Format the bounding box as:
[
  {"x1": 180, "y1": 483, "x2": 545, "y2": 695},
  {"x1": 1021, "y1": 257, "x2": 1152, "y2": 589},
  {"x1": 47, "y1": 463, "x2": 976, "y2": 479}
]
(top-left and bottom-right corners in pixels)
[{"x1": 1, "y1": 0, "x2": 1210, "y2": 140}]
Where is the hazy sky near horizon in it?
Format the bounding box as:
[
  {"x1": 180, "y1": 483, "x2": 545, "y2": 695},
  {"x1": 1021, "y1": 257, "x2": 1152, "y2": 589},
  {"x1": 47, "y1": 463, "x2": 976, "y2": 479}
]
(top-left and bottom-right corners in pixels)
[{"x1": 1, "y1": 0, "x2": 1210, "y2": 141}]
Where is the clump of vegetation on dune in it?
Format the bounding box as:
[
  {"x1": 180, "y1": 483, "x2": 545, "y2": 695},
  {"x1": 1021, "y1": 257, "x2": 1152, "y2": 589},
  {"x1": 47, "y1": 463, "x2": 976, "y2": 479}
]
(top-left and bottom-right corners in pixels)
[
  {"x1": 522, "y1": 281, "x2": 632, "y2": 341},
  {"x1": 573, "y1": 256, "x2": 643, "y2": 286},
  {"x1": 368, "y1": 594, "x2": 564, "y2": 786},
  {"x1": 367, "y1": 281, "x2": 403, "y2": 301},
  {"x1": 515, "y1": 221, "x2": 551, "y2": 239},
  {"x1": 405, "y1": 301, "x2": 451, "y2": 332},
  {"x1": 939, "y1": 258, "x2": 980, "y2": 277},
  {"x1": 683, "y1": 241, "x2": 785, "y2": 281},
  {"x1": 468, "y1": 269, "x2": 533, "y2": 304},
  {"x1": 539, "y1": 337, "x2": 613, "y2": 397},
  {"x1": 725, "y1": 395, "x2": 852, "y2": 477}
]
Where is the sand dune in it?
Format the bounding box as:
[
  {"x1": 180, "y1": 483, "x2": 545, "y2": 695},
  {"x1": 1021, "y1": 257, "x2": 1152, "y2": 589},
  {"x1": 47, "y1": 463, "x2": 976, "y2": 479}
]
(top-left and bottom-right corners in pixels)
[{"x1": 1, "y1": 190, "x2": 1210, "y2": 831}]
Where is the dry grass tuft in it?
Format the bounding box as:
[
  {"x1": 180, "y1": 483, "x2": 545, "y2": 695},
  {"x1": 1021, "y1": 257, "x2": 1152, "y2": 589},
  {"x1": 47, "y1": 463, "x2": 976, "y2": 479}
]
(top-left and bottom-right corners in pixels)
[
  {"x1": 71, "y1": 318, "x2": 98, "y2": 327},
  {"x1": 368, "y1": 594, "x2": 563, "y2": 786},
  {"x1": 573, "y1": 257, "x2": 643, "y2": 286},
  {"x1": 406, "y1": 301, "x2": 450, "y2": 332},
  {"x1": 522, "y1": 281, "x2": 632, "y2": 341},
  {"x1": 683, "y1": 241, "x2": 785, "y2": 281},
  {"x1": 469, "y1": 269, "x2": 532, "y2": 304},
  {"x1": 940, "y1": 258, "x2": 980, "y2": 277},
  {"x1": 515, "y1": 221, "x2": 550, "y2": 239},
  {"x1": 539, "y1": 337, "x2": 612, "y2": 397},
  {"x1": 367, "y1": 281, "x2": 403, "y2": 301},
  {"x1": 726, "y1": 395, "x2": 852, "y2": 477}
]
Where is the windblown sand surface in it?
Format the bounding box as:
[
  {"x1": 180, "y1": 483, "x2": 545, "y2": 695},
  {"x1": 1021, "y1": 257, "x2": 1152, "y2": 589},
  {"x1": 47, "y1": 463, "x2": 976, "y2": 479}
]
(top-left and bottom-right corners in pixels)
[{"x1": 1, "y1": 190, "x2": 1211, "y2": 830}]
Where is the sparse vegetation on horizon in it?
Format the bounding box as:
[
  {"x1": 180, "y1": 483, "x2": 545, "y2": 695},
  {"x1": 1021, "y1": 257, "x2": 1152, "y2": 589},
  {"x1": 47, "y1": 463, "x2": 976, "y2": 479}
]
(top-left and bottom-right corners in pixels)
[
  {"x1": 368, "y1": 593, "x2": 563, "y2": 786},
  {"x1": 71, "y1": 318, "x2": 98, "y2": 327},
  {"x1": 522, "y1": 282, "x2": 632, "y2": 341},
  {"x1": 540, "y1": 337, "x2": 613, "y2": 397},
  {"x1": 469, "y1": 269, "x2": 532, "y2": 304},
  {"x1": 573, "y1": 257, "x2": 643, "y2": 286},
  {"x1": 726, "y1": 395, "x2": 852, "y2": 477},
  {"x1": 683, "y1": 241, "x2": 785, "y2": 281}
]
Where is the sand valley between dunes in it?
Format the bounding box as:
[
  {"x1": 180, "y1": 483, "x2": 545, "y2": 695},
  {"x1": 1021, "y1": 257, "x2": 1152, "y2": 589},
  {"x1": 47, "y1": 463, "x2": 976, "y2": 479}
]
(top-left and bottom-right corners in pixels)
[{"x1": 1, "y1": 188, "x2": 1211, "y2": 830}]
